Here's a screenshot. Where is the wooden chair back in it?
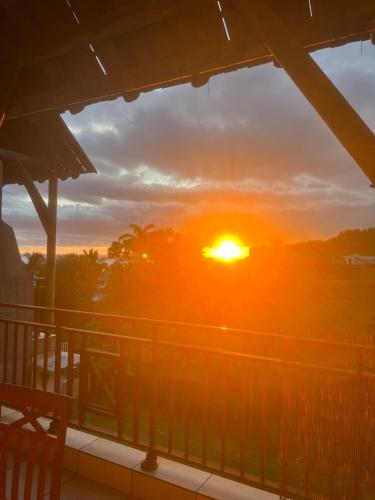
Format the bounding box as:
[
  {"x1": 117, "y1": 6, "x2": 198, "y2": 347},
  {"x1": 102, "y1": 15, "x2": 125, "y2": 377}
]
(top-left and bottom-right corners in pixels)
[{"x1": 0, "y1": 383, "x2": 71, "y2": 500}]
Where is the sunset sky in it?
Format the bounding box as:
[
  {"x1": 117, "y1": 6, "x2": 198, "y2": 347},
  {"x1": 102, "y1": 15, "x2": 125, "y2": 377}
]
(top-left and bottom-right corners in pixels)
[{"x1": 4, "y1": 41, "x2": 375, "y2": 254}]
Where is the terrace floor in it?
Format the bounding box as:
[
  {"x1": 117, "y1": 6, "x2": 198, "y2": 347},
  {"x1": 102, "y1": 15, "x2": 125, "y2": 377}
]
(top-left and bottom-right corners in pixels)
[
  {"x1": 7, "y1": 467, "x2": 139, "y2": 499},
  {"x1": 1, "y1": 405, "x2": 279, "y2": 500}
]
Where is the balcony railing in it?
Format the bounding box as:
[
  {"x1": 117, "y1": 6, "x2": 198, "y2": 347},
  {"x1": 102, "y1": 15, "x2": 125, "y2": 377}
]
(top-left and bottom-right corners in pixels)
[{"x1": 0, "y1": 302, "x2": 374, "y2": 499}]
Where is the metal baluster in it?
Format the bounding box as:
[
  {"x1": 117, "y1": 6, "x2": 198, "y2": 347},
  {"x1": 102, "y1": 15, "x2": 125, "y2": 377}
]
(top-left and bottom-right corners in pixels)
[
  {"x1": 141, "y1": 327, "x2": 158, "y2": 471},
  {"x1": 12, "y1": 323, "x2": 18, "y2": 384},
  {"x1": 78, "y1": 332, "x2": 88, "y2": 426},
  {"x1": 117, "y1": 340, "x2": 126, "y2": 439},
  {"x1": 3, "y1": 321, "x2": 8, "y2": 383},
  {"x1": 42, "y1": 330, "x2": 49, "y2": 390},
  {"x1": 220, "y1": 358, "x2": 228, "y2": 472},
  {"x1": 202, "y1": 353, "x2": 210, "y2": 467},
  {"x1": 32, "y1": 328, "x2": 39, "y2": 388},
  {"x1": 239, "y1": 360, "x2": 249, "y2": 478},
  {"x1": 67, "y1": 331, "x2": 74, "y2": 397},
  {"x1": 184, "y1": 351, "x2": 191, "y2": 461},
  {"x1": 279, "y1": 366, "x2": 289, "y2": 494},
  {"x1": 167, "y1": 348, "x2": 176, "y2": 454},
  {"x1": 54, "y1": 312, "x2": 62, "y2": 393},
  {"x1": 22, "y1": 325, "x2": 28, "y2": 386},
  {"x1": 133, "y1": 343, "x2": 142, "y2": 444},
  {"x1": 260, "y1": 366, "x2": 266, "y2": 485}
]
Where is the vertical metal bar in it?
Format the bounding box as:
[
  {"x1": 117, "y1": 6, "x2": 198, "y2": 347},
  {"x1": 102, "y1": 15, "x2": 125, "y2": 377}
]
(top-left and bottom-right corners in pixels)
[
  {"x1": 67, "y1": 331, "x2": 74, "y2": 397},
  {"x1": 167, "y1": 348, "x2": 176, "y2": 454},
  {"x1": 78, "y1": 332, "x2": 88, "y2": 426},
  {"x1": 32, "y1": 328, "x2": 39, "y2": 388},
  {"x1": 303, "y1": 372, "x2": 312, "y2": 500},
  {"x1": 42, "y1": 330, "x2": 49, "y2": 390},
  {"x1": 117, "y1": 340, "x2": 126, "y2": 439},
  {"x1": 279, "y1": 366, "x2": 289, "y2": 494},
  {"x1": 141, "y1": 327, "x2": 158, "y2": 471},
  {"x1": 184, "y1": 352, "x2": 191, "y2": 461},
  {"x1": 202, "y1": 353, "x2": 210, "y2": 467},
  {"x1": 260, "y1": 366, "x2": 266, "y2": 484},
  {"x1": 220, "y1": 358, "x2": 228, "y2": 472},
  {"x1": 12, "y1": 323, "x2": 18, "y2": 384},
  {"x1": 22, "y1": 325, "x2": 28, "y2": 386},
  {"x1": 3, "y1": 321, "x2": 8, "y2": 383},
  {"x1": 133, "y1": 343, "x2": 142, "y2": 444},
  {"x1": 239, "y1": 360, "x2": 249, "y2": 478},
  {"x1": 54, "y1": 313, "x2": 62, "y2": 394}
]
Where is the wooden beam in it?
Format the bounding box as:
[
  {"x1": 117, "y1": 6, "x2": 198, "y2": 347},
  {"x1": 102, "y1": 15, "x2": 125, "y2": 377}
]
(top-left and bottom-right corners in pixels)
[
  {"x1": 45, "y1": 173, "x2": 58, "y2": 309},
  {"x1": 0, "y1": 148, "x2": 44, "y2": 169},
  {"x1": 235, "y1": 0, "x2": 375, "y2": 186},
  {"x1": 14, "y1": 162, "x2": 50, "y2": 233}
]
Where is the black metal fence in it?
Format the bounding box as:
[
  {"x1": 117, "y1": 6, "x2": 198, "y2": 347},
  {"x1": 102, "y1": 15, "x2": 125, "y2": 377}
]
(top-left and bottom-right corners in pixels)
[{"x1": 0, "y1": 302, "x2": 374, "y2": 499}]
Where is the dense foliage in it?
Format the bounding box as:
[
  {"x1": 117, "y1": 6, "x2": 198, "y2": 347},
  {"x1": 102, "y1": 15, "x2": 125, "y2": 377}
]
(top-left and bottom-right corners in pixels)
[{"x1": 24, "y1": 226, "x2": 375, "y2": 342}]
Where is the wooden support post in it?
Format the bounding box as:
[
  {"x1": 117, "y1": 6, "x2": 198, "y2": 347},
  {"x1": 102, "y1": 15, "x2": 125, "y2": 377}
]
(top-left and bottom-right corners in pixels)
[
  {"x1": 46, "y1": 173, "x2": 58, "y2": 310},
  {"x1": 235, "y1": 0, "x2": 375, "y2": 186}
]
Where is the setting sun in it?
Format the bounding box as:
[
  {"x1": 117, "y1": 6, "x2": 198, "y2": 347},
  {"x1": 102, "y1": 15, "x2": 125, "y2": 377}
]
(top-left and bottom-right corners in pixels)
[{"x1": 203, "y1": 236, "x2": 250, "y2": 262}]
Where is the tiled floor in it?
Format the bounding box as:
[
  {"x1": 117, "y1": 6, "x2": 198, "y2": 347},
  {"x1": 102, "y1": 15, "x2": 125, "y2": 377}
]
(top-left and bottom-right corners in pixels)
[
  {"x1": 6, "y1": 464, "x2": 139, "y2": 499},
  {"x1": 57, "y1": 474, "x2": 138, "y2": 499}
]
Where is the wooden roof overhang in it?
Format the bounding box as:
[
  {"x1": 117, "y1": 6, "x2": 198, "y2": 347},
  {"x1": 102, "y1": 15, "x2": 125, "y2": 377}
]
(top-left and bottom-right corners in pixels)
[
  {"x1": 0, "y1": 114, "x2": 95, "y2": 185},
  {"x1": 1, "y1": 0, "x2": 374, "y2": 119}
]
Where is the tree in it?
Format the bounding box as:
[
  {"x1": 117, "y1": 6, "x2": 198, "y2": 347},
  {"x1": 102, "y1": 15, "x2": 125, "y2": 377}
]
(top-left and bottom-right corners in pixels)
[
  {"x1": 108, "y1": 224, "x2": 156, "y2": 265},
  {"x1": 55, "y1": 249, "x2": 106, "y2": 310},
  {"x1": 24, "y1": 252, "x2": 46, "y2": 276}
]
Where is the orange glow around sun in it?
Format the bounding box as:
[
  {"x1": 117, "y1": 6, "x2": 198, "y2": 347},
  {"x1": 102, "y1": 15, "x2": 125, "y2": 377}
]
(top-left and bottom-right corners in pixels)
[{"x1": 203, "y1": 236, "x2": 250, "y2": 263}]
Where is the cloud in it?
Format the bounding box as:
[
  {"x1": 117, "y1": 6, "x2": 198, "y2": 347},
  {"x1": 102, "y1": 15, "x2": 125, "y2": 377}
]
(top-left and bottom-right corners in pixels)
[{"x1": 4, "y1": 41, "x2": 375, "y2": 250}]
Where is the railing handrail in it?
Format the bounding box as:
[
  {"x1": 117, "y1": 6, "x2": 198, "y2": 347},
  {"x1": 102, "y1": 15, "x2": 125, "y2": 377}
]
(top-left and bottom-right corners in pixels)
[
  {"x1": 0, "y1": 301, "x2": 374, "y2": 351},
  {"x1": 0, "y1": 315, "x2": 372, "y2": 376}
]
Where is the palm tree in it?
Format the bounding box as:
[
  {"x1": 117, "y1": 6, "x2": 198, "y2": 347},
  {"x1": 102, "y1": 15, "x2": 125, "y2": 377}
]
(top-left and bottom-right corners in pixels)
[
  {"x1": 119, "y1": 223, "x2": 155, "y2": 243},
  {"x1": 108, "y1": 224, "x2": 156, "y2": 265}
]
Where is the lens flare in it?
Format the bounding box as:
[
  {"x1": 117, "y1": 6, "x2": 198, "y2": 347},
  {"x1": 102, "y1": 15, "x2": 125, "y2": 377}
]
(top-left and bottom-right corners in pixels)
[{"x1": 203, "y1": 236, "x2": 249, "y2": 262}]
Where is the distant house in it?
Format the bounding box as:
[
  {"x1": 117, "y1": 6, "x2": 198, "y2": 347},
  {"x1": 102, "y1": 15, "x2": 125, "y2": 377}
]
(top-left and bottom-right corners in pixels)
[{"x1": 343, "y1": 254, "x2": 375, "y2": 265}]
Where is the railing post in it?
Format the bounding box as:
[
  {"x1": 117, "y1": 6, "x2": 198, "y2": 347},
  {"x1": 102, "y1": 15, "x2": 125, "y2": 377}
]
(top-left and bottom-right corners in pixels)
[
  {"x1": 78, "y1": 332, "x2": 88, "y2": 427},
  {"x1": 141, "y1": 327, "x2": 158, "y2": 471},
  {"x1": 54, "y1": 310, "x2": 63, "y2": 394}
]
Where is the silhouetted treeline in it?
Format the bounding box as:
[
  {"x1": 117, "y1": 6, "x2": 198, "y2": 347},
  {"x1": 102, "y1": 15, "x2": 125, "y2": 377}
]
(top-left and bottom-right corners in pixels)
[
  {"x1": 24, "y1": 226, "x2": 375, "y2": 343},
  {"x1": 289, "y1": 228, "x2": 375, "y2": 257}
]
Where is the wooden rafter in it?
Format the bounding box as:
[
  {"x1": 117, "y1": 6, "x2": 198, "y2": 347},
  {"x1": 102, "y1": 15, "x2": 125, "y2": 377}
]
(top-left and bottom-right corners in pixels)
[{"x1": 14, "y1": 161, "x2": 50, "y2": 234}]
